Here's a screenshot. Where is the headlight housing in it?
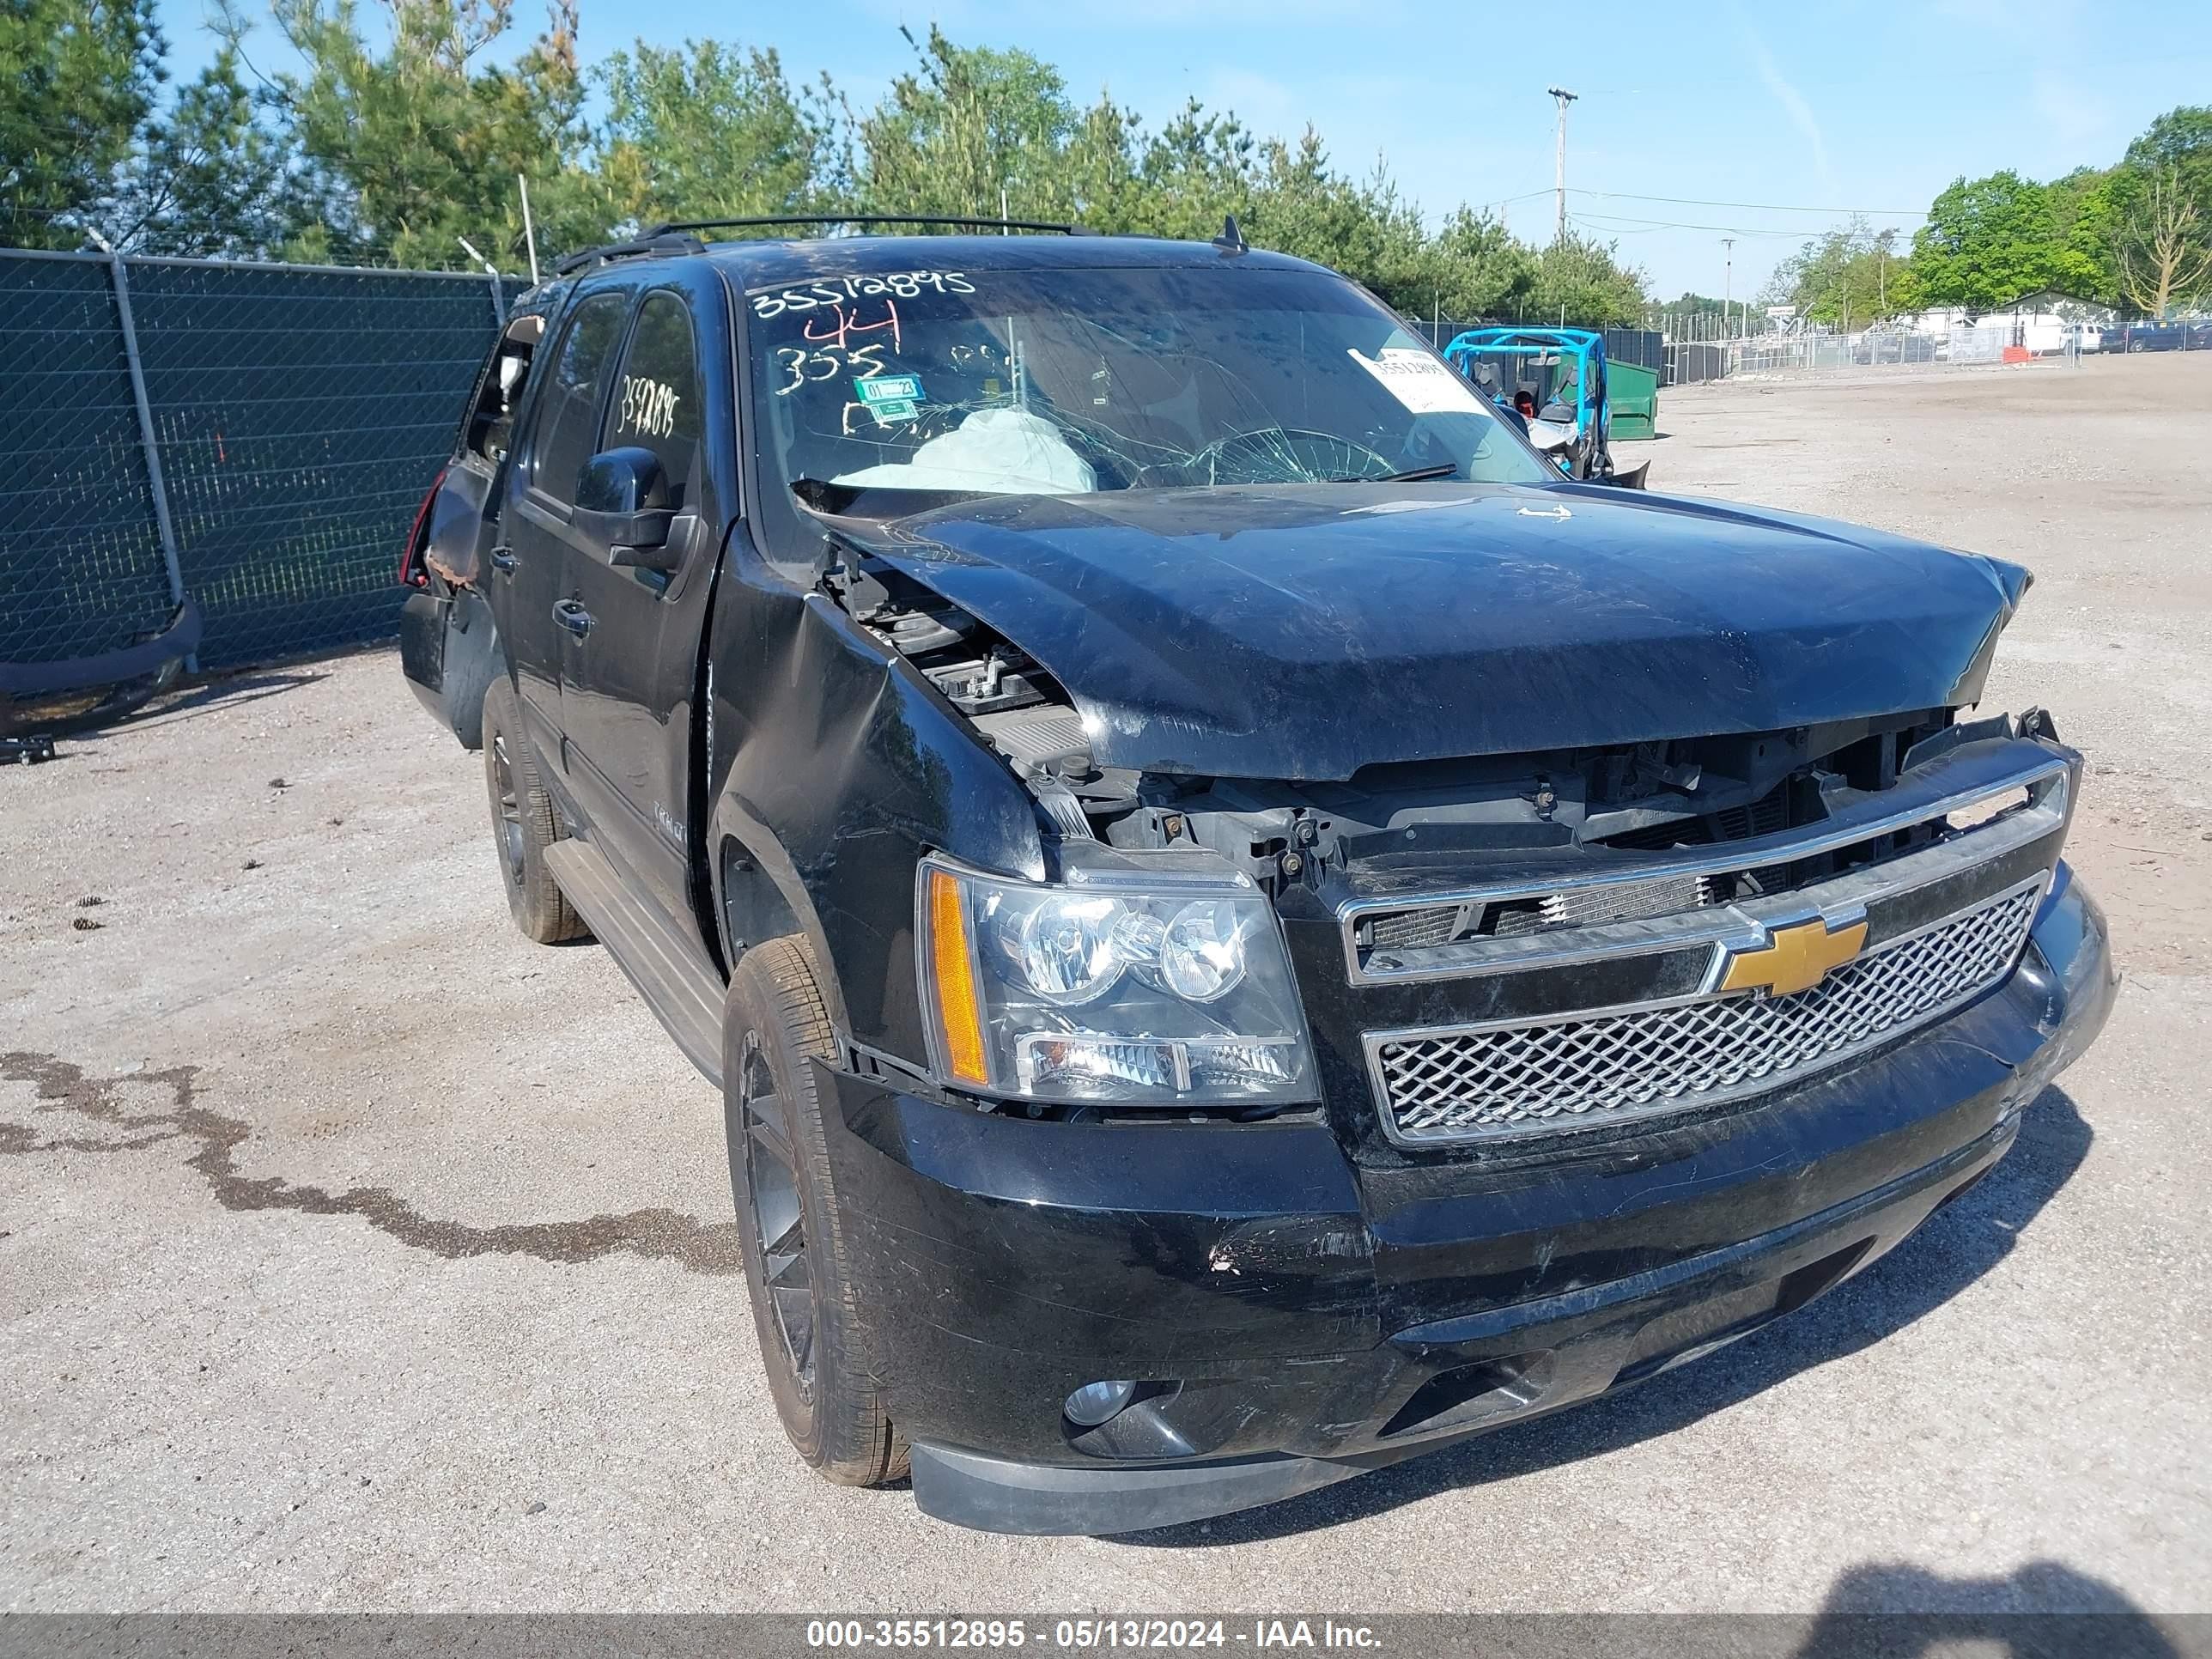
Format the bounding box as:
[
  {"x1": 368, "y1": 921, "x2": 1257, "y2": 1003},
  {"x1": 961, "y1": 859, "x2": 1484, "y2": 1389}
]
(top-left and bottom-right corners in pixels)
[{"x1": 917, "y1": 853, "x2": 1316, "y2": 1106}]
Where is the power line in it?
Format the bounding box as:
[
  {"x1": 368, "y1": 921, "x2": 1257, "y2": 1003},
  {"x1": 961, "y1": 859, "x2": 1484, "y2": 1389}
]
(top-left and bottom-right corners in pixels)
[
  {"x1": 1573, "y1": 188, "x2": 1926, "y2": 217},
  {"x1": 1534, "y1": 46, "x2": 2212, "y2": 98},
  {"x1": 1474, "y1": 188, "x2": 1555, "y2": 213},
  {"x1": 1573, "y1": 210, "x2": 1871, "y2": 239}
]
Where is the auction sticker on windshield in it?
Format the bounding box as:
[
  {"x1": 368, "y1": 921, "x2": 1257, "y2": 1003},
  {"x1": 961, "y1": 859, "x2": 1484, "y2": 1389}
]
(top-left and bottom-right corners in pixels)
[
  {"x1": 1347, "y1": 347, "x2": 1488, "y2": 416},
  {"x1": 855, "y1": 375, "x2": 924, "y2": 404}
]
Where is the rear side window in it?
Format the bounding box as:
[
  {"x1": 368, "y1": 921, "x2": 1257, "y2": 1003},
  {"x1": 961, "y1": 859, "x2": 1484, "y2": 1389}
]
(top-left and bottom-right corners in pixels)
[
  {"x1": 461, "y1": 313, "x2": 545, "y2": 465},
  {"x1": 530, "y1": 291, "x2": 629, "y2": 506},
  {"x1": 605, "y1": 293, "x2": 705, "y2": 509}
]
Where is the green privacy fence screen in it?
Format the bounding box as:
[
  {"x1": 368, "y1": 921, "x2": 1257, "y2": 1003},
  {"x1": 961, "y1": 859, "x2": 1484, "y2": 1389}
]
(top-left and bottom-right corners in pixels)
[{"x1": 1, "y1": 248, "x2": 502, "y2": 673}]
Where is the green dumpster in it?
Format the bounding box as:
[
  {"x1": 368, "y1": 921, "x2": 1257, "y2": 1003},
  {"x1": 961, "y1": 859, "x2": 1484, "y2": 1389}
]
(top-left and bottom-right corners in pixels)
[{"x1": 1607, "y1": 361, "x2": 1659, "y2": 441}]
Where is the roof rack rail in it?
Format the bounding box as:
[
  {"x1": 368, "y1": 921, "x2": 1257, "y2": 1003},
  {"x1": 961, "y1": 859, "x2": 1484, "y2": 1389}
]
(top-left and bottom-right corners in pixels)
[
  {"x1": 550, "y1": 215, "x2": 1087, "y2": 282},
  {"x1": 551, "y1": 230, "x2": 706, "y2": 278},
  {"x1": 642, "y1": 214, "x2": 1085, "y2": 239}
]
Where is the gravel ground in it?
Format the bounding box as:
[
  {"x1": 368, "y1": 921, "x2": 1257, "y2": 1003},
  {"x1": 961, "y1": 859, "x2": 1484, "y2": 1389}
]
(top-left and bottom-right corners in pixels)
[{"x1": 3, "y1": 352, "x2": 2208, "y2": 1617}]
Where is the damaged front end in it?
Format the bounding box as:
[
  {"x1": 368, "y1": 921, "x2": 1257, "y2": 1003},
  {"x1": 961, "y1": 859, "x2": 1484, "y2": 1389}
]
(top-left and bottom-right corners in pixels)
[
  {"x1": 797, "y1": 495, "x2": 2115, "y2": 1536},
  {"x1": 815, "y1": 510, "x2": 2095, "y2": 1149}
]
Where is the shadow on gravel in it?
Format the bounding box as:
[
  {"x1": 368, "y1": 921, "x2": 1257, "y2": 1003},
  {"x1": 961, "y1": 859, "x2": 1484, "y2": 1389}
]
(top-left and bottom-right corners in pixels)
[
  {"x1": 82, "y1": 668, "x2": 331, "y2": 736},
  {"x1": 1793, "y1": 1560, "x2": 2181, "y2": 1656},
  {"x1": 0, "y1": 1050, "x2": 744, "y2": 1275},
  {"x1": 1, "y1": 668, "x2": 329, "y2": 747},
  {"x1": 1116, "y1": 1085, "x2": 2094, "y2": 1547}
]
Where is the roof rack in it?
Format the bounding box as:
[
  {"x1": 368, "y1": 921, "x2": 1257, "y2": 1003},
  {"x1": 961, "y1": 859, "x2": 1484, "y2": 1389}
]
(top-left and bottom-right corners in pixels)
[
  {"x1": 644, "y1": 214, "x2": 1085, "y2": 239},
  {"x1": 551, "y1": 231, "x2": 706, "y2": 278},
  {"x1": 550, "y1": 215, "x2": 1091, "y2": 281}
]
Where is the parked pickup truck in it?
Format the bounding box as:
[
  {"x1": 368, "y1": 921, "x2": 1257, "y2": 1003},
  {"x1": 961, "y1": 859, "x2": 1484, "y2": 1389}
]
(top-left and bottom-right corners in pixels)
[{"x1": 398, "y1": 220, "x2": 2118, "y2": 1535}]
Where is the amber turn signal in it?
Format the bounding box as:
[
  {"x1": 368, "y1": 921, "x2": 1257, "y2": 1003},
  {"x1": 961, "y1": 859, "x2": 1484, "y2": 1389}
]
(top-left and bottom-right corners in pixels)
[{"x1": 928, "y1": 866, "x2": 990, "y2": 1085}]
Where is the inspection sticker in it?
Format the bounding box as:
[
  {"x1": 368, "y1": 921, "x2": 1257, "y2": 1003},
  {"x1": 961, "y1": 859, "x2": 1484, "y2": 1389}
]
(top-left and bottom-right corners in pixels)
[
  {"x1": 854, "y1": 374, "x2": 923, "y2": 404},
  {"x1": 1346, "y1": 348, "x2": 1486, "y2": 416},
  {"x1": 866, "y1": 398, "x2": 918, "y2": 425}
]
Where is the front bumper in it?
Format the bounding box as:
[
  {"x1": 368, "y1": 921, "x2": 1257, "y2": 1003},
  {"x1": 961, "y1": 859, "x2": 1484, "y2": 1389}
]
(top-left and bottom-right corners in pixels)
[{"x1": 823, "y1": 865, "x2": 2116, "y2": 1535}]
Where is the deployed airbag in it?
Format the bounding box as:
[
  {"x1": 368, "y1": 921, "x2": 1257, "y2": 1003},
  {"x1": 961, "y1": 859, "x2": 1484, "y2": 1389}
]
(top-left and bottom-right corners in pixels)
[{"x1": 834, "y1": 408, "x2": 1097, "y2": 496}]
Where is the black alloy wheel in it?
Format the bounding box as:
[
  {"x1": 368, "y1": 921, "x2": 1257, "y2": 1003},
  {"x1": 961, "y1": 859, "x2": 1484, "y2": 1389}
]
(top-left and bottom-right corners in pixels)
[
  {"x1": 721, "y1": 936, "x2": 905, "y2": 1486},
  {"x1": 737, "y1": 1027, "x2": 815, "y2": 1400}
]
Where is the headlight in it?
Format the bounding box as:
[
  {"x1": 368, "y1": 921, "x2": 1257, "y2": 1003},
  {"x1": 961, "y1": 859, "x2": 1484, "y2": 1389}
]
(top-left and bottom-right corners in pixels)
[{"x1": 917, "y1": 854, "x2": 1316, "y2": 1106}]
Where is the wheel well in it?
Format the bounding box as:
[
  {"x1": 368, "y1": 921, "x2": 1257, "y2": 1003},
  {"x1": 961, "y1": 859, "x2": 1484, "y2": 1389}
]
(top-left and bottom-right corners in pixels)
[{"x1": 720, "y1": 838, "x2": 803, "y2": 965}]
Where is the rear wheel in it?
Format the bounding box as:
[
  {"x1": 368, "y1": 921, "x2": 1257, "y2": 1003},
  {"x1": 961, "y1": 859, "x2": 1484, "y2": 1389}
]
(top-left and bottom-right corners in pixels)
[
  {"x1": 723, "y1": 936, "x2": 906, "y2": 1486},
  {"x1": 479, "y1": 677, "x2": 584, "y2": 944}
]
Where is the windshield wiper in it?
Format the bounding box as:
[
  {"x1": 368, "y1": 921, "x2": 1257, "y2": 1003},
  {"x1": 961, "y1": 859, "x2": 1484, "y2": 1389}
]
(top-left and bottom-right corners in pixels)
[{"x1": 1331, "y1": 462, "x2": 1460, "y2": 483}]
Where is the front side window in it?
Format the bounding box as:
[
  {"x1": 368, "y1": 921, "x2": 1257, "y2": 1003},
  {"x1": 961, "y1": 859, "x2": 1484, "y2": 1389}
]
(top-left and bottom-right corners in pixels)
[
  {"x1": 604, "y1": 292, "x2": 705, "y2": 509},
  {"x1": 529, "y1": 290, "x2": 629, "y2": 507},
  {"x1": 744, "y1": 264, "x2": 1549, "y2": 549}
]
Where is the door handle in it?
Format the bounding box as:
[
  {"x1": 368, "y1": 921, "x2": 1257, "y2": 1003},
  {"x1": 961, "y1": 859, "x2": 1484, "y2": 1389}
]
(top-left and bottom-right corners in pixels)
[
  {"x1": 552, "y1": 599, "x2": 594, "y2": 639},
  {"x1": 489, "y1": 545, "x2": 519, "y2": 574}
]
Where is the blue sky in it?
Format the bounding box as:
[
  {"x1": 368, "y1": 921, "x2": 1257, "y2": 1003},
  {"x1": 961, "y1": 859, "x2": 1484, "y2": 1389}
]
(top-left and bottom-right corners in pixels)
[{"x1": 164, "y1": 0, "x2": 2212, "y2": 297}]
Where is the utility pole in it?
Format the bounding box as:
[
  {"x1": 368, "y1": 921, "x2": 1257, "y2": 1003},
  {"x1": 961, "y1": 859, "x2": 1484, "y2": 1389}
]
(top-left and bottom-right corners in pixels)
[
  {"x1": 1547, "y1": 87, "x2": 1578, "y2": 244},
  {"x1": 1721, "y1": 236, "x2": 1735, "y2": 338}
]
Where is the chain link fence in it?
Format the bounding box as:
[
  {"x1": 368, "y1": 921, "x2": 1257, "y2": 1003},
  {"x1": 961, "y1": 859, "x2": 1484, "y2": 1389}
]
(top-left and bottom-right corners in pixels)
[
  {"x1": 1, "y1": 248, "x2": 502, "y2": 678},
  {"x1": 1651, "y1": 316, "x2": 2211, "y2": 386}
]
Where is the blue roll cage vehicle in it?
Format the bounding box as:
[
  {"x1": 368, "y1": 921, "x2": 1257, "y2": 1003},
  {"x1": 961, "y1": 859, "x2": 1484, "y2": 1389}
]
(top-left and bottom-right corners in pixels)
[{"x1": 1443, "y1": 325, "x2": 1647, "y2": 487}]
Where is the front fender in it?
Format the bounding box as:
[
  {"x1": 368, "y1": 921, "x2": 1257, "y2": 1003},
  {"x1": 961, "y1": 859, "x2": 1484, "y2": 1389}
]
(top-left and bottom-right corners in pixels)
[{"x1": 704, "y1": 556, "x2": 1044, "y2": 1065}]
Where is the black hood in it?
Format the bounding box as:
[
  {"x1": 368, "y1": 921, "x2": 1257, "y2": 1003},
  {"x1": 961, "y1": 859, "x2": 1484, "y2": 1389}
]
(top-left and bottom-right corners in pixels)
[{"x1": 845, "y1": 481, "x2": 2031, "y2": 782}]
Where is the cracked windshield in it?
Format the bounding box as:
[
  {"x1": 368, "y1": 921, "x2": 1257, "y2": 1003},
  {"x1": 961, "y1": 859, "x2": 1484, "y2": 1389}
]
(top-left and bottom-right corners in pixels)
[{"x1": 747, "y1": 264, "x2": 1551, "y2": 507}]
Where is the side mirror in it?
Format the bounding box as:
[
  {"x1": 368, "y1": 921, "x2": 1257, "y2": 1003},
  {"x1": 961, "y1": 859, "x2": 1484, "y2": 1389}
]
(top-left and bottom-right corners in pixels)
[
  {"x1": 1538, "y1": 400, "x2": 1575, "y2": 425},
  {"x1": 574, "y1": 447, "x2": 679, "y2": 571}
]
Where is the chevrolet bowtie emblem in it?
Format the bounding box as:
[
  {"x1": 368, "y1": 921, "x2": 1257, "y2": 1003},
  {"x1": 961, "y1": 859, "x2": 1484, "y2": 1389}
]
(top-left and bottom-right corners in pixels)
[{"x1": 1718, "y1": 915, "x2": 1868, "y2": 997}]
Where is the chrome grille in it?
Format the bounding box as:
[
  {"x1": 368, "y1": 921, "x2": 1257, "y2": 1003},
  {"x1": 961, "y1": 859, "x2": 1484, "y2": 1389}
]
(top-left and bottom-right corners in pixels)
[
  {"x1": 1540, "y1": 872, "x2": 1711, "y2": 927},
  {"x1": 1369, "y1": 872, "x2": 1713, "y2": 951},
  {"x1": 1369, "y1": 906, "x2": 1461, "y2": 951},
  {"x1": 1370, "y1": 880, "x2": 2043, "y2": 1145}
]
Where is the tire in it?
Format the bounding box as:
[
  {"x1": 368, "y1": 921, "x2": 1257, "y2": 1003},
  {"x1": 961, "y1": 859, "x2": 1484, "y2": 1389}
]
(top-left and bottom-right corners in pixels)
[
  {"x1": 478, "y1": 676, "x2": 585, "y2": 944},
  {"x1": 723, "y1": 936, "x2": 907, "y2": 1486}
]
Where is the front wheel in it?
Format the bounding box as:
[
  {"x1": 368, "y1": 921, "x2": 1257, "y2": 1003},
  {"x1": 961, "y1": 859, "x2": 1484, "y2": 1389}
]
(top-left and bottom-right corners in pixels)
[{"x1": 723, "y1": 937, "x2": 907, "y2": 1486}]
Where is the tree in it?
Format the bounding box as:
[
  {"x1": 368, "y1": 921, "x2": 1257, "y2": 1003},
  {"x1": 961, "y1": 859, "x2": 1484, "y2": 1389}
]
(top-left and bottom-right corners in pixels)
[
  {"x1": 0, "y1": 0, "x2": 165, "y2": 249},
  {"x1": 1768, "y1": 218, "x2": 1910, "y2": 325},
  {"x1": 1424, "y1": 207, "x2": 1536, "y2": 321},
  {"x1": 858, "y1": 25, "x2": 1081, "y2": 223},
  {"x1": 2124, "y1": 106, "x2": 2212, "y2": 209},
  {"x1": 259, "y1": 0, "x2": 605, "y2": 268},
  {"x1": 1908, "y1": 170, "x2": 2100, "y2": 310},
  {"x1": 2108, "y1": 106, "x2": 2212, "y2": 314},
  {"x1": 1526, "y1": 229, "x2": 1647, "y2": 327},
  {"x1": 2039, "y1": 165, "x2": 2121, "y2": 306},
  {"x1": 0, "y1": 8, "x2": 1659, "y2": 330},
  {"x1": 843, "y1": 25, "x2": 1644, "y2": 325},
  {"x1": 1113, "y1": 100, "x2": 1253, "y2": 242},
  {"x1": 105, "y1": 49, "x2": 291, "y2": 255},
  {"x1": 1243, "y1": 131, "x2": 1423, "y2": 302},
  {"x1": 1658, "y1": 291, "x2": 1735, "y2": 319},
  {"x1": 2112, "y1": 164, "x2": 2212, "y2": 316},
  {"x1": 596, "y1": 40, "x2": 848, "y2": 234}
]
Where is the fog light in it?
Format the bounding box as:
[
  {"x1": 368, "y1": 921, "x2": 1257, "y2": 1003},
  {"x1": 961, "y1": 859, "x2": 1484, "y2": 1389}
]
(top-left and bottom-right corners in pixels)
[{"x1": 1063, "y1": 1379, "x2": 1139, "y2": 1427}]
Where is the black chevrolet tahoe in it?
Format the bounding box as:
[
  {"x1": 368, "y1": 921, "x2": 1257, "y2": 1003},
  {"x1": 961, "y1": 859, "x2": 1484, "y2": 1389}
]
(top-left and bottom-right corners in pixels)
[{"x1": 398, "y1": 222, "x2": 2117, "y2": 1535}]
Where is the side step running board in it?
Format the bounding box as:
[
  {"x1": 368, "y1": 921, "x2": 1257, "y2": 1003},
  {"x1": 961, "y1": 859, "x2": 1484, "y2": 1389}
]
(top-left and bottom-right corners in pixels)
[{"x1": 543, "y1": 840, "x2": 726, "y2": 1088}]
